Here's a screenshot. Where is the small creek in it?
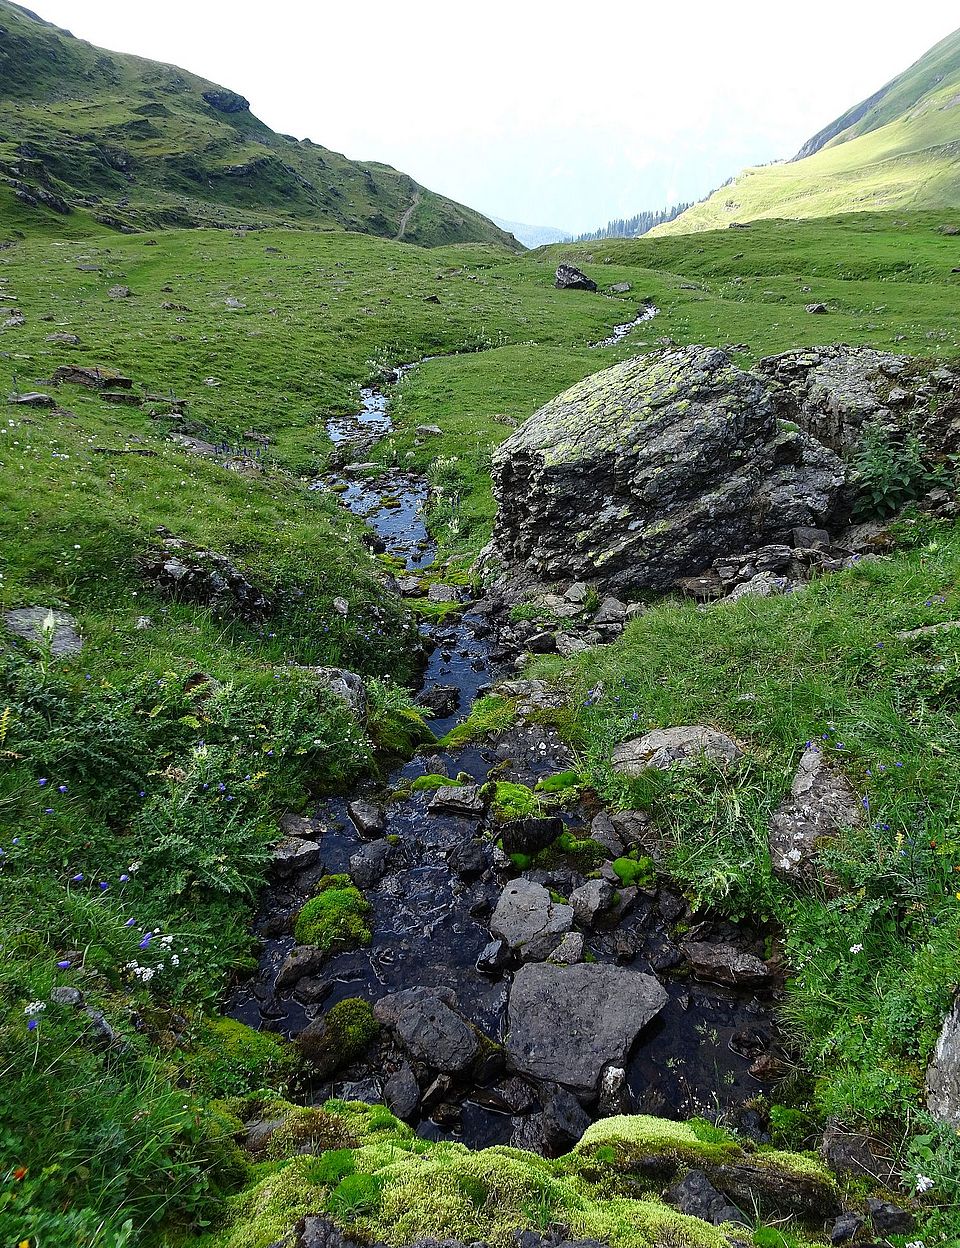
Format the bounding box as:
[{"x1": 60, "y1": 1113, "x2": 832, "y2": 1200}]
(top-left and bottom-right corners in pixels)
[{"x1": 228, "y1": 350, "x2": 785, "y2": 1148}]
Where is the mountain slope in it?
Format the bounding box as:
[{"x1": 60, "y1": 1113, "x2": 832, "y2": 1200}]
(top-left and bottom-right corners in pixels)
[
  {"x1": 655, "y1": 25, "x2": 960, "y2": 235},
  {"x1": 0, "y1": 0, "x2": 519, "y2": 247}
]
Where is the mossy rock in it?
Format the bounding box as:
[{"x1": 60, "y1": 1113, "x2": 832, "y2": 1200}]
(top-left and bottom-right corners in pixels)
[
  {"x1": 489, "y1": 781, "x2": 543, "y2": 821},
  {"x1": 293, "y1": 875, "x2": 372, "y2": 954},
  {"x1": 410, "y1": 773, "x2": 460, "y2": 792},
  {"x1": 298, "y1": 997, "x2": 380, "y2": 1077},
  {"x1": 611, "y1": 855, "x2": 655, "y2": 888},
  {"x1": 181, "y1": 1016, "x2": 296, "y2": 1098}
]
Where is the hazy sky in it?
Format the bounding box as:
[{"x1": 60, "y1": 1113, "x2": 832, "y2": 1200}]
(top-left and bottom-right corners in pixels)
[{"x1": 28, "y1": 1, "x2": 960, "y2": 233}]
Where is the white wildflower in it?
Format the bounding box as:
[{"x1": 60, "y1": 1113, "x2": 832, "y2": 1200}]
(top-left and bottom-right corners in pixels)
[
  {"x1": 23, "y1": 1000, "x2": 46, "y2": 1016},
  {"x1": 916, "y1": 1175, "x2": 934, "y2": 1194},
  {"x1": 850, "y1": 943, "x2": 864, "y2": 954}
]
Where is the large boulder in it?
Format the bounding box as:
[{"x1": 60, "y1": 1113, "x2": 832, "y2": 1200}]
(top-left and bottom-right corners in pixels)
[
  {"x1": 612, "y1": 725, "x2": 742, "y2": 776},
  {"x1": 373, "y1": 987, "x2": 479, "y2": 1074},
  {"x1": 769, "y1": 746, "x2": 864, "y2": 884},
  {"x1": 490, "y1": 879, "x2": 574, "y2": 961},
  {"x1": 485, "y1": 347, "x2": 845, "y2": 595},
  {"x1": 506, "y1": 961, "x2": 667, "y2": 1090},
  {"x1": 926, "y1": 994, "x2": 960, "y2": 1123},
  {"x1": 555, "y1": 264, "x2": 597, "y2": 292},
  {"x1": 4, "y1": 607, "x2": 83, "y2": 657}
]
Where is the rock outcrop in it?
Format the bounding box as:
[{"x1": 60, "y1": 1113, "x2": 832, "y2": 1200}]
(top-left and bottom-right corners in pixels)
[
  {"x1": 555, "y1": 264, "x2": 597, "y2": 292},
  {"x1": 769, "y1": 745, "x2": 865, "y2": 885},
  {"x1": 926, "y1": 994, "x2": 960, "y2": 1123},
  {"x1": 486, "y1": 347, "x2": 845, "y2": 595}
]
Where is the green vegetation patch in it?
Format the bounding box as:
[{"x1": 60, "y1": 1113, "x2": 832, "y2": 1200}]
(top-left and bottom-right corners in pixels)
[{"x1": 293, "y1": 876, "x2": 372, "y2": 954}]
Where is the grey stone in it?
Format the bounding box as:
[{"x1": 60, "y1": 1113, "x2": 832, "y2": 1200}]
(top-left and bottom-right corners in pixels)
[
  {"x1": 683, "y1": 941, "x2": 772, "y2": 989},
  {"x1": 374, "y1": 987, "x2": 478, "y2": 1073},
  {"x1": 506, "y1": 961, "x2": 667, "y2": 1090},
  {"x1": 511, "y1": 1088, "x2": 591, "y2": 1156},
  {"x1": 396, "y1": 576, "x2": 425, "y2": 597},
  {"x1": 476, "y1": 938, "x2": 512, "y2": 974},
  {"x1": 347, "y1": 799, "x2": 385, "y2": 836},
  {"x1": 417, "y1": 684, "x2": 460, "y2": 718},
  {"x1": 593, "y1": 596, "x2": 627, "y2": 625},
  {"x1": 805, "y1": 302, "x2": 829, "y2": 314},
  {"x1": 8, "y1": 391, "x2": 54, "y2": 407},
  {"x1": 829, "y1": 1213, "x2": 865, "y2": 1244},
  {"x1": 4, "y1": 607, "x2": 83, "y2": 657},
  {"x1": 279, "y1": 811, "x2": 323, "y2": 840},
  {"x1": 550, "y1": 931, "x2": 585, "y2": 964},
  {"x1": 271, "y1": 837, "x2": 321, "y2": 876},
  {"x1": 598, "y1": 1064, "x2": 633, "y2": 1116},
  {"x1": 275, "y1": 945, "x2": 327, "y2": 994},
  {"x1": 202, "y1": 89, "x2": 250, "y2": 113},
  {"x1": 384, "y1": 1062, "x2": 420, "y2": 1120},
  {"x1": 926, "y1": 994, "x2": 960, "y2": 1123},
  {"x1": 428, "y1": 784, "x2": 486, "y2": 818},
  {"x1": 769, "y1": 745, "x2": 864, "y2": 884},
  {"x1": 310, "y1": 667, "x2": 366, "y2": 719},
  {"x1": 498, "y1": 816, "x2": 563, "y2": 857},
  {"x1": 490, "y1": 879, "x2": 574, "y2": 961},
  {"x1": 332, "y1": 596, "x2": 349, "y2": 616},
  {"x1": 349, "y1": 839, "x2": 392, "y2": 889},
  {"x1": 486, "y1": 347, "x2": 846, "y2": 596},
  {"x1": 416, "y1": 424, "x2": 443, "y2": 437},
  {"x1": 139, "y1": 538, "x2": 271, "y2": 623},
  {"x1": 568, "y1": 878, "x2": 615, "y2": 928},
  {"x1": 427, "y1": 583, "x2": 463, "y2": 603},
  {"x1": 612, "y1": 725, "x2": 742, "y2": 776},
  {"x1": 108, "y1": 285, "x2": 131, "y2": 299},
  {"x1": 50, "y1": 986, "x2": 84, "y2": 1007},
  {"x1": 565, "y1": 581, "x2": 591, "y2": 604},
  {"x1": 610, "y1": 282, "x2": 632, "y2": 294},
  {"x1": 666, "y1": 1169, "x2": 748, "y2": 1226},
  {"x1": 589, "y1": 812, "x2": 625, "y2": 858},
  {"x1": 724, "y1": 572, "x2": 793, "y2": 602},
  {"x1": 866, "y1": 1199, "x2": 914, "y2": 1236}
]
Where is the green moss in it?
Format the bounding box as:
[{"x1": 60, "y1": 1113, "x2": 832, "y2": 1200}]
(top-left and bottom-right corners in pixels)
[
  {"x1": 554, "y1": 832, "x2": 608, "y2": 869},
  {"x1": 300, "y1": 998, "x2": 379, "y2": 1076},
  {"x1": 611, "y1": 856, "x2": 655, "y2": 888},
  {"x1": 576, "y1": 1115, "x2": 742, "y2": 1167},
  {"x1": 411, "y1": 773, "x2": 460, "y2": 792},
  {"x1": 327, "y1": 1172, "x2": 386, "y2": 1220},
  {"x1": 266, "y1": 1106, "x2": 360, "y2": 1160},
  {"x1": 303, "y1": 1148, "x2": 357, "y2": 1186},
  {"x1": 181, "y1": 1016, "x2": 296, "y2": 1098},
  {"x1": 535, "y1": 770, "x2": 582, "y2": 795},
  {"x1": 293, "y1": 876, "x2": 372, "y2": 954},
  {"x1": 490, "y1": 781, "x2": 543, "y2": 822}
]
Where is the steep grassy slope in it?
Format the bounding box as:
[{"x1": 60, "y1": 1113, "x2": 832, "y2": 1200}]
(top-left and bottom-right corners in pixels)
[
  {"x1": 656, "y1": 27, "x2": 960, "y2": 233},
  {"x1": 0, "y1": 0, "x2": 519, "y2": 247}
]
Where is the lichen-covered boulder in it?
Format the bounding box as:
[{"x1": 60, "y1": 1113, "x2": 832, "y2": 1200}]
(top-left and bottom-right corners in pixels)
[
  {"x1": 612, "y1": 725, "x2": 742, "y2": 776},
  {"x1": 485, "y1": 347, "x2": 845, "y2": 595},
  {"x1": 926, "y1": 994, "x2": 960, "y2": 1123},
  {"x1": 768, "y1": 745, "x2": 864, "y2": 885}
]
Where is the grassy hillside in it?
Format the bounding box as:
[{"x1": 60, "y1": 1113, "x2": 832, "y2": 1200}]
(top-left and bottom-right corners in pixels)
[
  {"x1": 656, "y1": 27, "x2": 960, "y2": 233},
  {"x1": 2, "y1": 211, "x2": 960, "y2": 1244},
  {"x1": 0, "y1": 0, "x2": 518, "y2": 247}
]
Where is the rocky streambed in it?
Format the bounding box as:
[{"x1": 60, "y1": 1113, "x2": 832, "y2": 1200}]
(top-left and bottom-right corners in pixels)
[{"x1": 228, "y1": 362, "x2": 792, "y2": 1154}]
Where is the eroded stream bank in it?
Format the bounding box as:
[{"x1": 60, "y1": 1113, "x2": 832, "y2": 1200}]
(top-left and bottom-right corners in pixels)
[{"x1": 228, "y1": 352, "x2": 788, "y2": 1152}]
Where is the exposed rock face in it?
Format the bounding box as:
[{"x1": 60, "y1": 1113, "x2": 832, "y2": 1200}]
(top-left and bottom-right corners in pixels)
[
  {"x1": 506, "y1": 961, "x2": 668, "y2": 1090},
  {"x1": 486, "y1": 348, "x2": 845, "y2": 595},
  {"x1": 769, "y1": 745, "x2": 864, "y2": 884},
  {"x1": 757, "y1": 345, "x2": 960, "y2": 456},
  {"x1": 612, "y1": 725, "x2": 742, "y2": 776},
  {"x1": 683, "y1": 941, "x2": 772, "y2": 989},
  {"x1": 202, "y1": 89, "x2": 250, "y2": 113},
  {"x1": 555, "y1": 264, "x2": 597, "y2": 292},
  {"x1": 926, "y1": 994, "x2": 960, "y2": 1123}
]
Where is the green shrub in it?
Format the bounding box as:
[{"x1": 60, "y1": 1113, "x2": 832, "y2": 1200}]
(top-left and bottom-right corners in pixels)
[{"x1": 293, "y1": 876, "x2": 372, "y2": 953}]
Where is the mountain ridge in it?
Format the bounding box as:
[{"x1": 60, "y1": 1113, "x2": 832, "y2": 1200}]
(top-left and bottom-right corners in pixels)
[
  {"x1": 654, "y1": 24, "x2": 960, "y2": 235},
  {"x1": 0, "y1": 0, "x2": 520, "y2": 247}
]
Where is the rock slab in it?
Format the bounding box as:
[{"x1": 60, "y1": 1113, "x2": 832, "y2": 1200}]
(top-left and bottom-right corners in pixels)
[{"x1": 506, "y1": 961, "x2": 667, "y2": 1090}]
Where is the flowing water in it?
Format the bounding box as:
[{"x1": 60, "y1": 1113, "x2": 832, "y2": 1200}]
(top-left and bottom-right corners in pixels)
[{"x1": 228, "y1": 358, "x2": 786, "y2": 1147}]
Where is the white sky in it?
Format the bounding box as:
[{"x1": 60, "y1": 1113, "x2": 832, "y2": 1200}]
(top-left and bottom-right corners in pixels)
[{"x1": 27, "y1": 1, "x2": 960, "y2": 233}]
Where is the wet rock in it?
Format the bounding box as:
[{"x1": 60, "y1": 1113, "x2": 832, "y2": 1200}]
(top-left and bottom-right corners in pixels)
[
  {"x1": 396, "y1": 575, "x2": 424, "y2": 597},
  {"x1": 50, "y1": 986, "x2": 83, "y2": 1007},
  {"x1": 417, "y1": 684, "x2": 460, "y2": 718},
  {"x1": 506, "y1": 961, "x2": 668, "y2": 1090},
  {"x1": 384, "y1": 1062, "x2": 420, "y2": 1121},
  {"x1": 526, "y1": 630, "x2": 557, "y2": 654},
  {"x1": 769, "y1": 745, "x2": 864, "y2": 884},
  {"x1": 347, "y1": 799, "x2": 385, "y2": 836},
  {"x1": 476, "y1": 938, "x2": 511, "y2": 974},
  {"x1": 374, "y1": 987, "x2": 479, "y2": 1073},
  {"x1": 490, "y1": 879, "x2": 574, "y2": 962},
  {"x1": 549, "y1": 932, "x2": 585, "y2": 965},
  {"x1": 428, "y1": 784, "x2": 487, "y2": 818},
  {"x1": 555, "y1": 264, "x2": 598, "y2": 292},
  {"x1": 820, "y1": 1119, "x2": 888, "y2": 1180},
  {"x1": 498, "y1": 815, "x2": 564, "y2": 857},
  {"x1": 926, "y1": 993, "x2": 960, "y2": 1122},
  {"x1": 829, "y1": 1212, "x2": 865, "y2": 1244},
  {"x1": 748, "y1": 1053, "x2": 790, "y2": 1081},
  {"x1": 349, "y1": 839, "x2": 392, "y2": 889},
  {"x1": 4, "y1": 607, "x2": 83, "y2": 657},
  {"x1": 448, "y1": 837, "x2": 491, "y2": 881},
  {"x1": 275, "y1": 945, "x2": 327, "y2": 994},
  {"x1": 612, "y1": 726, "x2": 742, "y2": 776},
  {"x1": 511, "y1": 1087, "x2": 592, "y2": 1156},
  {"x1": 598, "y1": 1065, "x2": 633, "y2": 1116},
  {"x1": 279, "y1": 811, "x2": 323, "y2": 840},
  {"x1": 202, "y1": 89, "x2": 250, "y2": 113},
  {"x1": 270, "y1": 837, "x2": 320, "y2": 877},
  {"x1": 477, "y1": 1075, "x2": 536, "y2": 1115},
  {"x1": 496, "y1": 679, "x2": 568, "y2": 718},
  {"x1": 568, "y1": 879, "x2": 615, "y2": 928},
  {"x1": 485, "y1": 347, "x2": 845, "y2": 596},
  {"x1": 865, "y1": 1199, "x2": 914, "y2": 1236},
  {"x1": 683, "y1": 941, "x2": 772, "y2": 989},
  {"x1": 666, "y1": 1169, "x2": 748, "y2": 1226}
]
